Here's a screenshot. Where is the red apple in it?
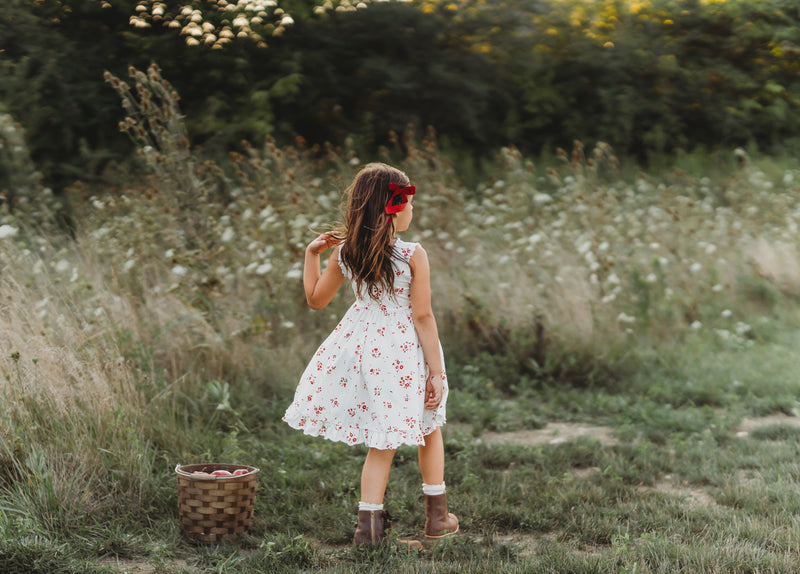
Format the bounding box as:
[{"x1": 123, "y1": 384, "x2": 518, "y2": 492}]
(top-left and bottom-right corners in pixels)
[
  {"x1": 232, "y1": 469, "x2": 249, "y2": 476},
  {"x1": 211, "y1": 470, "x2": 232, "y2": 477}
]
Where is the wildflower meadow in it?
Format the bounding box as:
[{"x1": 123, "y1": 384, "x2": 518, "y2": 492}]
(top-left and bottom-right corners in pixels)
[{"x1": 2, "y1": 60, "x2": 800, "y2": 572}]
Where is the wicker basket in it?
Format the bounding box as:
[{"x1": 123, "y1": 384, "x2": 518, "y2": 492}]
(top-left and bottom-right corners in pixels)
[{"x1": 175, "y1": 463, "x2": 259, "y2": 544}]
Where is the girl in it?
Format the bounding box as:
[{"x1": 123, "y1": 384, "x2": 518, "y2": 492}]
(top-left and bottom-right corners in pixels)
[{"x1": 283, "y1": 163, "x2": 458, "y2": 547}]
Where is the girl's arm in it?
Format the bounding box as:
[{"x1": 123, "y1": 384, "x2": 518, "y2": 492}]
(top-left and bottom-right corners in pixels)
[
  {"x1": 409, "y1": 245, "x2": 444, "y2": 409},
  {"x1": 304, "y1": 232, "x2": 344, "y2": 310}
]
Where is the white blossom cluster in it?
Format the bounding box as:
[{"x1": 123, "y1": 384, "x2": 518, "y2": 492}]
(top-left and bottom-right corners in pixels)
[{"x1": 123, "y1": 0, "x2": 294, "y2": 48}]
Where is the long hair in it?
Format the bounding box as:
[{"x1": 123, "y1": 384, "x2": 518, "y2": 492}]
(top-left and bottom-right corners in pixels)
[{"x1": 339, "y1": 163, "x2": 411, "y2": 301}]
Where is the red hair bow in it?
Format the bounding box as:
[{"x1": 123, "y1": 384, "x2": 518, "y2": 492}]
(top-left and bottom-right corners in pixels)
[{"x1": 385, "y1": 182, "x2": 416, "y2": 215}]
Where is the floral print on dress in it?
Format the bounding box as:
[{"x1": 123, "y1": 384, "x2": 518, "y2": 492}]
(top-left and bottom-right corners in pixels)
[{"x1": 283, "y1": 238, "x2": 448, "y2": 449}]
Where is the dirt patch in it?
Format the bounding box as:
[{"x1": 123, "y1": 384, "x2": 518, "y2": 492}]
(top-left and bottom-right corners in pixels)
[
  {"x1": 481, "y1": 423, "x2": 619, "y2": 447},
  {"x1": 735, "y1": 413, "x2": 800, "y2": 437},
  {"x1": 99, "y1": 558, "x2": 189, "y2": 574},
  {"x1": 638, "y1": 475, "x2": 717, "y2": 509}
]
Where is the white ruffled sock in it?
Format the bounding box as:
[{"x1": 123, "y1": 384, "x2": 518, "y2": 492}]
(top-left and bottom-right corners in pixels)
[
  {"x1": 358, "y1": 501, "x2": 384, "y2": 512},
  {"x1": 422, "y1": 482, "x2": 446, "y2": 496}
]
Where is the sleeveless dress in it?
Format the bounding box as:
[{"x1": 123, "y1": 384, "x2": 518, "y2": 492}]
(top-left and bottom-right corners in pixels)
[{"x1": 283, "y1": 238, "x2": 448, "y2": 449}]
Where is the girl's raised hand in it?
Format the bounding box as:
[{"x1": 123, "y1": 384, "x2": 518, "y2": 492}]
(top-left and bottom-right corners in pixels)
[
  {"x1": 425, "y1": 373, "x2": 443, "y2": 410},
  {"x1": 307, "y1": 232, "x2": 342, "y2": 256}
]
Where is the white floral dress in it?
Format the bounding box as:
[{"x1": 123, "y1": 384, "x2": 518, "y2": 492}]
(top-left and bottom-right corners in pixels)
[{"x1": 283, "y1": 238, "x2": 447, "y2": 449}]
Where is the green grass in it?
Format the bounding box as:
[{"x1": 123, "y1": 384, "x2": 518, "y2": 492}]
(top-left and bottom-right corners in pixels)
[{"x1": 5, "y1": 323, "x2": 800, "y2": 572}]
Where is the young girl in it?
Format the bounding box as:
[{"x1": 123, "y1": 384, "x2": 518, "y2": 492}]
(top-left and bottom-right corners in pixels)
[{"x1": 283, "y1": 162, "x2": 458, "y2": 546}]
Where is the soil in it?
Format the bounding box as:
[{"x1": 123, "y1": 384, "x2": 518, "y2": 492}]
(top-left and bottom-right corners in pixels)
[{"x1": 481, "y1": 423, "x2": 619, "y2": 447}]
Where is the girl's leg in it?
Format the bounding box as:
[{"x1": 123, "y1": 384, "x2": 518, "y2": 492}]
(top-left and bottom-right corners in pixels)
[
  {"x1": 360, "y1": 447, "x2": 396, "y2": 504},
  {"x1": 355, "y1": 447, "x2": 422, "y2": 549},
  {"x1": 418, "y1": 427, "x2": 458, "y2": 538},
  {"x1": 418, "y1": 427, "x2": 444, "y2": 485}
]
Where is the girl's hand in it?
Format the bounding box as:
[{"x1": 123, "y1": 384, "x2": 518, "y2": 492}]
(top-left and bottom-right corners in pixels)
[
  {"x1": 425, "y1": 373, "x2": 443, "y2": 410},
  {"x1": 307, "y1": 232, "x2": 342, "y2": 256}
]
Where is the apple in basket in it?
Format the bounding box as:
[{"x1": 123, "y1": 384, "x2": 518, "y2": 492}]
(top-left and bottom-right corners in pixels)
[{"x1": 232, "y1": 469, "x2": 249, "y2": 476}]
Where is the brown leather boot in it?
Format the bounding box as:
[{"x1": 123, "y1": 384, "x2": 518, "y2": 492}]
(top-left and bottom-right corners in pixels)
[
  {"x1": 353, "y1": 510, "x2": 422, "y2": 550},
  {"x1": 424, "y1": 493, "x2": 459, "y2": 539},
  {"x1": 353, "y1": 509, "x2": 387, "y2": 545}
]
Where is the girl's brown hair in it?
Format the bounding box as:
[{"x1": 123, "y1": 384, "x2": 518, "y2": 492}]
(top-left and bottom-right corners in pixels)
[{"x1": 339, "y1": 163, "x2": 411, "y2": 301}]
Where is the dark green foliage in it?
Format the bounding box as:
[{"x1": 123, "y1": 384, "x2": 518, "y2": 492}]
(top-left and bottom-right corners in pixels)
[{"x1": 3, "y1": 0, "x2": 800, "y2": 191}]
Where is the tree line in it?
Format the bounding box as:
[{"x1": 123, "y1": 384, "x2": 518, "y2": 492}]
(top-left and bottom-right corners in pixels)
[{"x1": 1, "y1": 0, "x2": 799, "y2": 191}]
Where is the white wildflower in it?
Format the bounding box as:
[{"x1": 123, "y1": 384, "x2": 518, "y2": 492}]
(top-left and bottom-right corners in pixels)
[
  {"x1": 221, "y1": 227, "x2": 235, "y2": 243},
  {"x1": 55, "y1": 259, "x2": 70, "y2": 272},
  {"x1": 165, "y1": 249, "x2": 175, "y2": 258},
  {"x1": 256, "y1": 262, "x2": 273, "y2": 275},
  {"x1": 282, "y1": 321, "x2": 295, "y2": 329},
  {"x1": 286, "y1": 268, "x2": 303, "y2": 280},
  {"x1": 617, "y1": 313, "x2": 635, "y2": 324},
  {"x1": 689, "y1": 262, "x2": 702, "y2": 273},
  {"x1": 123, "y1": 259, "x2": 136, "y2": 271},
  {"x1": 533, "y1": 193, "x2": 552, "y2": 205},
  {"x1": 0, "y1": 225, "x2": 19, "y2": 239},
  {"x1": 292, "y1": 214, "x2": 309, "y2": 230},
  {"x1": 720, "y1": 309, "x2": 732, "y2": 318},
  {"x1": 712, "y1": 283, "x2": 724, "y2": 292},
  {"x1": 645, "y1": 273, "x2": 657, "y2": 283},
  {"x1": 172, "y1": 265, "x2": 188, "y2": 277},
  {"x1": 92, "y1": 227, "x2": 110, "y2": 240},
  {"x1": 690, "y1": 320, "x2": 702, "y2": 330},
  {"x1": 577, "y1": 240, "x2": 592, "y2": 255}
]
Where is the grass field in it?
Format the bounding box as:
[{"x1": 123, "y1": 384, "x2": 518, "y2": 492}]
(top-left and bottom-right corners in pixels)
[
  {"x1": 3, "y1": 74, "x2": 800, "y2": 571},
  {"x1": 6, "y1": 325, "x2": 800, "y2": 573}
]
